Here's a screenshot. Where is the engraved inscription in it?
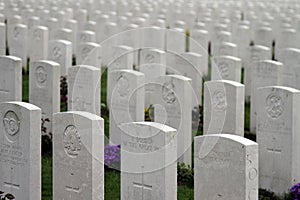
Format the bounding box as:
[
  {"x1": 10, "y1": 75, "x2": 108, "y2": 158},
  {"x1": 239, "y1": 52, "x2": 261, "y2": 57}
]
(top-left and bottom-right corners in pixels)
[
  {"x1": 212, "y1": 90, "x2": 227, "y2": 111},
  {"x1": 34, "y1": 29, "x2": 41, "y2": 41},
  {"x1": 81, "y1": 47, "x2": 91, "y2": 59},
  {"x1": 219, "y1": 45, "x2": 227, "y2": 56},
  {"x1": 133, "y1": 182, "x2": 152, "y2": 190},
  {"x1": 0, "y1": 144, "x2": 25, "y2": 166},
  {"x1": 35, "y1": 66, "x2": 47, "y2": 87},
  {"x1": 123, "y1": 136, "x2": 159, "y2": 152},
  {"x1": 267, "y1": 148, "x2": 282, "y2": 154},
  {"x1": 162, "y1": 81, "x2": 176, "y2": 104},
  {"x1": 63, "y1": 125, "x2": 81, "y2": 157},
  {"x1": 257, "y1": 119, "x2": 290, "y2": 133},
  {"x1": 0, "y1": 73, "x2": 9, "y2": 93},
  {"x1": 3, "y1": 111, "x2": 20, "y2": 141},
  {"x1": 218, "y1": 62, "x2": 229, "y2": 78},
  {"x1": 251, "y1": 49, "x2": 260, "y2": 62},
  {"x1": 53, "y1": 46, "x2": 62, "y2": 59},
  {"x1": 199, "y1": 150, "x2": 233, "y2": 169},
  {"x1": 74, "y1": 97, "x2": 86, "y2": 111},
  {"x1": 145, "y1": 53, "x2": 155, "y2": 63},
  {"x1": 265, "y1": 93, "x2": 283, "y2": 119},
  {"x1": 66, "y1": 186, "x2": 80, "y2": 193},
  {"x1": 80, "y1": 34, "x2": 87, "y2": 43},
  {"x1": 113, "y1": 58, "x2": 121, "y2": 68},
  {"x1": 117, "y1": 75, "x2": 129, "y2": 97},
  {"x1": 4, "y1": 181, "x2": 20, "y2": 189},
  {"x1": 13, "y1": 27, "x2": 19, "y2": 39}
]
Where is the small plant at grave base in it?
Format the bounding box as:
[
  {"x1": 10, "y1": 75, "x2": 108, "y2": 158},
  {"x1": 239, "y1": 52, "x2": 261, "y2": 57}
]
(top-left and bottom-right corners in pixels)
[
  {"x1": 290, "y1": 182, "x2": 300, "y2": 200},
  {"x1": 0, "y1": 191, "x2": 15, "y2": 200},
  {"x1": 101, "y1": 103, "x2": 109, "y2": 118},
  {"x1": 41, "y1": 118, "x2": 52, "y2": 155},
  {"x1": 145, "y1": 105, "x2": 154, "y2": 122},
  {"x1": 259, "y1": 189, "x2": 280, "y2": 200},
  {"x1": 60, "y1": 75, "x2": 68, "y2": 111},
  {"x1": 177, "y1": 162, "x2": 194, "y2": 188},
  {"x1": 258, "y1": 189, "x2": 294, "y2": 200},
  {"x1": 104, "y1": 144, "x2": 121, "y2": 170}
]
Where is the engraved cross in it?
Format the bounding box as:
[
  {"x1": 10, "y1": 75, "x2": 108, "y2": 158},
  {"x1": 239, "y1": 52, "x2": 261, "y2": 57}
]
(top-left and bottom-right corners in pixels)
[
  {"x1": 0, "y1": 75, "x2": 9, "y2": 93},
  {"x1": 4, "y1": 167, "x2": 20, "y2": 190},
  {"x1": 133, "y1": 166, "x2": 152, "y2": 200},
  {"x1": 65, "y1": 171, "x2": 80, "y2": 193},
  {"x1": 267, "y1": 137, "x2": 282, "y2": 154}
]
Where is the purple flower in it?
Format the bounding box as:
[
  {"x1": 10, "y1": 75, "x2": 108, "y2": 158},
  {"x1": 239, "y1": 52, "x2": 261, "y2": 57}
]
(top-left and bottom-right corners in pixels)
[
  {"x1": 104, "y1": 144, "x2": 121, "y2": 169},
  {"x1": 290, "y1": 182, "x2": 300, "y2": 200}
]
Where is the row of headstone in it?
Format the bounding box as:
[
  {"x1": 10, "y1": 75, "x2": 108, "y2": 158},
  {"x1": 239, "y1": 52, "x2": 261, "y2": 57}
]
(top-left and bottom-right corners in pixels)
[
  {"x1": 1, "y1": 96, "x2": 299, "y2": 199},
  {"x1": 0, "y1": 100, "x2": 104, "y2": 200},
  {"x1": 3, "y1": 0, "x2": 300, "y2": 60},
  {"x1": 0, "y1": 100, "x2": 258, "y2": 200}
]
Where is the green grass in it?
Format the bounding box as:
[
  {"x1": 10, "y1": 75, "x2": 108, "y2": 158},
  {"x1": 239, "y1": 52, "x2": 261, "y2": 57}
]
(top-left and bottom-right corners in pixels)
[
  {"x1": 105, "y1": 170, "x2": 120, "y2": 199},
  {"x1": 245, "y1": 102, "x2": 250, "y2": 131},
  {"x1": 101, "y1": 68, "x2": 108, "y2": 105},
  {"x1": 178, "y1": 186, "x2": 194, "y2": 200},
  {"x1": 42, "y1": 156, "x2": 52, "y2": 200},
  {"x1": 22, "y1": 73, "x2": 29, "y2": 102}
]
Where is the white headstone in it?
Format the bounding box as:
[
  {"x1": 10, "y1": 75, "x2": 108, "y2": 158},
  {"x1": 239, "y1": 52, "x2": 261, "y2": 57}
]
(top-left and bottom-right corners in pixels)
[
  {"x1": 8, "y1": 24, "x2": 28, "y2": 69},
  {"x1": 257, "y1": 86, "x2": 300, "y2": 194},
  {"x1": 142, "y1": 27, "x2": 165, "y2": 50},
  {"x1": 244, "y1": 45, "x2": 271, "y2": 102},
  {"x1": 29, "y1": 26, "x2": 48, "y2": 62},
  {"x1": 250, "y1": 60, "x2": 283, "y2": 133},
  {"x1": 6, "y1": 15, "x2": 22, "y2": 45},
  {"x1": 166, "y1": 28, "x2": 186, "y2": 54},
  {"x1": 77, "y1": 30, "x2": 96, "y2": 45},
  {"x1": 275, "y1": 28, "x2": 297, "y2": 58},
  {"x1": 29, "y1": 60, "x2": 60, "y2": 136},
  {"x1": 189, "y1": 29, "x2": 209, "y2": 76},
  {"x1": 96, "y1": 14, "x2": 109, "y2": 43},
  {"x1": 74, "y1": 9, "x2": 87, "y2": 30},
  {"x1": 48, "y1": 40, "x2": 72, "y2": 76},
  {"x1": 64, "y1": 19, "x2": 78, "y2": 55},
  {"x1": 194, "y1": 134, "x2": 258, "y2": 200},
  {"x1": 139, "y1": 48, "x2": 166, "y2": 108},
  {"x1": 167, "y1": 52, "x2": 203, "y2": 107},
  {"x1": 53, "y1": 111, "x2": 104, "y2": 200},
  {"x1": 84, "y1": 21, "x2": 97, "y2": 33},
  {"x1": 211, "y1": 31, "x2": 231, "y2": 55},
  {"x1": 153, "y1": 75, "x2": 192, "y2": 165},
  {"x1": 106, "y1": 45, "x2": 134, "y2": 108},
  {"x1": 68, "y1": 65, "x2": 101, "y2": 116},
  {"x1": 121, "y1": 122, "x2": 177, "y2": 200},
  {"x1": 107, "y1": 45, "x2": 134, "y2": 72},
  {"x1": 214, "y1": 42, "x2": 238, "y2": 57},
  {"x1": 204, "y1": 80, "x2": 245, "y2": 136},
  {"x1": 46, "y1": 18, "x2": 59, "y2": 40},
  {"x1": 76, "y1": 42, "x2": 101, "y2": 69},
  {"x1": 0, "y1": 102, "x2": 41, "y2": 200},
  {"x1": 277, "y1": 48, "x2": 300, "y2": 88},
  {"x1": 254, "y1": 26, "x2": 273, "y2": 49},
  {"x1": 0, "y1": 23, "x2": 6, "y2": 55},
  {"x1": 109, "y1": 69, "x2": 145, "y2": 145},
  {"x1": 53, "y1": 28, "x2": 72, "y2": 43},
  {"x1": 0, "y1": 56, "x2": 22, "y2": 102},
  {"x1": 212, "y1": 55, "x2": 242, "y2": 82},
  {"x1": 233, "y1": 25, "x2": 250, "y2": 67}
]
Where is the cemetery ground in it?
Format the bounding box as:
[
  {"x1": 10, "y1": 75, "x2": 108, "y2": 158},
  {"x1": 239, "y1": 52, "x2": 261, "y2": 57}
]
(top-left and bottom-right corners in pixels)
[{"x1": 20, "y1": 69, "x2": 296, "y2": 200}]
